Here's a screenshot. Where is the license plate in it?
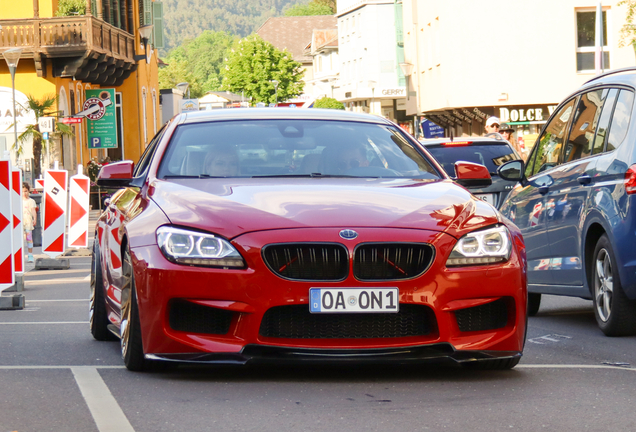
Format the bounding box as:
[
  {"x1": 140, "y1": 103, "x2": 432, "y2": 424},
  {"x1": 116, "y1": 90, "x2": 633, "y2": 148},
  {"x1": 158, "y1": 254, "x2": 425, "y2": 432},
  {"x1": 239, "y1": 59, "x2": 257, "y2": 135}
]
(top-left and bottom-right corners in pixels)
[
  {"x1": 475, "y1": 193, "x2": 496, "y2": 206},
  {"x1": 309, "y1": 288, "x2": 399, "y2": 313}
]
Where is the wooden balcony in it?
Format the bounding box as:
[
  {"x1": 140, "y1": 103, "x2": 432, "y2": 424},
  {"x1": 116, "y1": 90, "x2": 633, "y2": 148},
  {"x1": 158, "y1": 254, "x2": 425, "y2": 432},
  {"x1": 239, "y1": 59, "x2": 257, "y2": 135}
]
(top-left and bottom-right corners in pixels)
[{"x1": 0, "y1": 16, "x2": 137, "y2": 86}]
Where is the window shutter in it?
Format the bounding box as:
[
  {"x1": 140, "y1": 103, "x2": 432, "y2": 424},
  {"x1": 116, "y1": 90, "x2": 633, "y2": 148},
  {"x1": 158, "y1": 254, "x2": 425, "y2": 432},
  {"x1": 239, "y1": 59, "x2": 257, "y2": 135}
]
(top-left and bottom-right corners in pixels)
[
  {"x1": 143, "y1": 0, "x2": 152, "y2": 25},
  {"x1": 152, "y1": 1, "x2": 164, "y2": 48}
]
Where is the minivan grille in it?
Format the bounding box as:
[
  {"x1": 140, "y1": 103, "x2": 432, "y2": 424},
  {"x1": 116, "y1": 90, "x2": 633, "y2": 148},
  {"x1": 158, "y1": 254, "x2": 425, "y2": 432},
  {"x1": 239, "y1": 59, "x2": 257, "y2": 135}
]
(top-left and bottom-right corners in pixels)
[
  {"x1": 263, "y1": 243, "x2": 348, "y2": 281},
  {"x1": 454, "y1": 298, "x2": 509, "y2": 332},
  {"x1": 259, "y1": 304, "x2": 434, "y2": 339},
  {"x1": 354, "y1": 243, "x2": 434, "y2": 280},
  {"x1": 169, "y1": 300, "x2": 234, "y2": 335}
]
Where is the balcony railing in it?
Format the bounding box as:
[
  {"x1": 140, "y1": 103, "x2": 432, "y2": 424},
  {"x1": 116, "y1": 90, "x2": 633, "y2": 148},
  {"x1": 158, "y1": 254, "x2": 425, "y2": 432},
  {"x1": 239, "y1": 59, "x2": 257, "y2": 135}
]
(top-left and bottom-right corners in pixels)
[{"x1": 0, "y1": 16, "x2": 134, "y2": 63}]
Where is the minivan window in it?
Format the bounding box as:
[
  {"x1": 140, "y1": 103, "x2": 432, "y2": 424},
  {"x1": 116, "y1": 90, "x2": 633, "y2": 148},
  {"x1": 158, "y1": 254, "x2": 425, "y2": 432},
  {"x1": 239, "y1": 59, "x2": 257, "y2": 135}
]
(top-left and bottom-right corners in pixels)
[
  {"x1": 527, "y1": 98, "x2": 576, "y2": 177},
  {"x1": 564, "y1": 89, "x2": 607, "y2": 162},
  {"x1": 592, "y1": 89, "x2": 618, "y2": 155},
  {"x1": 606, "y1": 90, "x2": 635, "y2": 152}
]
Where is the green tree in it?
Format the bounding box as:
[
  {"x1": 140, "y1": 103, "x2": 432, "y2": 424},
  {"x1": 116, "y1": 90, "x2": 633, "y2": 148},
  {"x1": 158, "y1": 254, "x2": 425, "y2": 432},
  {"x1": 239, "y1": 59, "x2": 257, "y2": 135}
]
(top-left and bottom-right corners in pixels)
[
  {"x1": 55, "y1": 0, "x2": 86, "y2": 16},
  {"x1": 619, "y1": 0, "x2": 636, "y2": 48},
  {"x1": 159, "y1": 30, "x2": 237, "y2": 98},
  {"x1": 284, "y1": 1, "x2": 333, "y2": 16},
  {"x1": 313, "y1": 97, "x2": 344, "y2": 109},
  {"x1": 15, "y1": 95, "x2": 73, "y2": 179},
  {"x1": 221, "y1": 35, "x2": 304, "y2": 105}
]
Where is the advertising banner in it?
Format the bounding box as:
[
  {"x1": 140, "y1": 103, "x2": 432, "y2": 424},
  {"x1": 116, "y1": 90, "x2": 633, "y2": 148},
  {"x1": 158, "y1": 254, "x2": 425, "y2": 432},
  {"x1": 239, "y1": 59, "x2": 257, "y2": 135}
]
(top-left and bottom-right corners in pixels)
[{"x1": 86, "y1": 88, "x2": 118, "y2": 149}]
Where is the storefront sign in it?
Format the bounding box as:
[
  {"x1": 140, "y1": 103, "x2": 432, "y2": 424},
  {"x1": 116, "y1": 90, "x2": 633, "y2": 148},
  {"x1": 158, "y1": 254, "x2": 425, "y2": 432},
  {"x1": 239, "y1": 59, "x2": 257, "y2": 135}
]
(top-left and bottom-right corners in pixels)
[
  {"x1": 86, "y1": 89, "x2": 118, "y2": 149},
  {"x1": 422, "y1": 119, "x2": 444, "y2": 138},
  {"x1": 181, "y1": 99, "x2": 200, "y2": 112},
  {"x1": 379, "y1": 88, "x2": 406, "y2": 97},
  {"x1": 499, "y1": 106, "x2": 558, "y2": 123},
  {"x1": 0, "y1": 87, "x2": 36, "y2": 134}
]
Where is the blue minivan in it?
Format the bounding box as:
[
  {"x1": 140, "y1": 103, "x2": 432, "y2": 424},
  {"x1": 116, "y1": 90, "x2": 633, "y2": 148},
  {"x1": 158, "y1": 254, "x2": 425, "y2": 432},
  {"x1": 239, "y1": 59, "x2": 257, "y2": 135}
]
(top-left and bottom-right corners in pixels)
[{"x1": 497, "y1": 67, "x2": 636, "y2": 336}]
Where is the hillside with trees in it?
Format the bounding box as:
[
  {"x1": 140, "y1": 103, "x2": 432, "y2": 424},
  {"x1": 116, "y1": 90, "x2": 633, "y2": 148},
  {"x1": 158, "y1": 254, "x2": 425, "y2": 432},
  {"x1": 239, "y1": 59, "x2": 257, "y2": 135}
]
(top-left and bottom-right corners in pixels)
[{"x1": 163, "y1": 0, "x2": 307, "y2": 52}]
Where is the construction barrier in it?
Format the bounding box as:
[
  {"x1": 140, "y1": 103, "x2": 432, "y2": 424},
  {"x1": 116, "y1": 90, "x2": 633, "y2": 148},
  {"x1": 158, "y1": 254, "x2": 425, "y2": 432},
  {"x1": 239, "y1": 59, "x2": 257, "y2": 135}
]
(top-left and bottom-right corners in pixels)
[
  {"x1": 0, "y1": 158, "x2": 14, "y2": 290},
  {"x1": 68, "y1": 165, "x2": 90, "y2": 249},
  {"x1": 34, "y1": 178, "x2": 44, "y2": 190},
  {"x1": 12, "y1": 168, "x2": 23, "y2": 274},
  {"x1": 42, "y1": 168, "x2": 68, "y2": 258}
]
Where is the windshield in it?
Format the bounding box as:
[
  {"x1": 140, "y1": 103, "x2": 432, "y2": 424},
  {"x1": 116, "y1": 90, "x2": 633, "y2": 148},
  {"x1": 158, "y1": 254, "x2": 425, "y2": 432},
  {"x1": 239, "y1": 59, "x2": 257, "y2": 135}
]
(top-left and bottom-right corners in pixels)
[
  {"x1": 426, "y1": 143, "x2": 519, "y2": 177},
  {"x1": 157, "y1": 119, "x2": 441, "y2": 180}
]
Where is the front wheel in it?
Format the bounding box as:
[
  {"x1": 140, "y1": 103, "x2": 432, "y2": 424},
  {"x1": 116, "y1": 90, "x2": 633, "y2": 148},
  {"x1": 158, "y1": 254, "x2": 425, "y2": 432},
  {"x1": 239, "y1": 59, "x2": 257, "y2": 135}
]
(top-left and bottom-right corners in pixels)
[
  {"x1": 592, "y1": 234, "x2": 636, "y2": 336},
  {"x1": 527, "y1": 293, "x2": 541, "y2": 316},
  {"x1": 90, "y1": 238, "x2": 116, "y2": 341},
  {"x1": 120, "y1": 247, "x2": 149, "y2": 371}
]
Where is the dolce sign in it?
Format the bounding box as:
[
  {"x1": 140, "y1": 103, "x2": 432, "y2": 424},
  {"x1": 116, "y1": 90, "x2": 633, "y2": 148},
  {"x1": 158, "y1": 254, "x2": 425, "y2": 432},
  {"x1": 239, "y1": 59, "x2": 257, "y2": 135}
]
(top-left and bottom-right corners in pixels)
[{"x1": 499, "y1": 106, "x2": 557, "y2": 123}]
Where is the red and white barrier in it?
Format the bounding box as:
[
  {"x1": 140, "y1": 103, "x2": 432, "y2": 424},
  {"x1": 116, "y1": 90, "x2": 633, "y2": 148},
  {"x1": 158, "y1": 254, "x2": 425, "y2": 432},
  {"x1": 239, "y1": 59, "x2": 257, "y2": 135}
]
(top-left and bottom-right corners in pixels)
[
  {"x1": 12, "y1": 169, "x2": 23, "y2": 274},
  {"x1": 0, "y1": 158, "x2": 14, "y2": 290},
  {"x1": 42, "y1": 168, "x2": 68, "y2": 258},
  {"x1": 34, "y1": 178, "x2": 44, "y2": 191},
  {"x1": 68, "y1": 165, "x2": 90, "y2": 249}
]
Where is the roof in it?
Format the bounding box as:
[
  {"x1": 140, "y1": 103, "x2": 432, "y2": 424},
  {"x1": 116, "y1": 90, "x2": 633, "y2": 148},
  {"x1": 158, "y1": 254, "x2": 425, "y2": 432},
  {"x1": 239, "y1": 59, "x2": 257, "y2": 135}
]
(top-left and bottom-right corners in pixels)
[
  {"x1": 257, "y1": 15, "x2": 337, "y2": 64},
  {"x1": 178, "y1": 108, "x2": 394, "y2": 125},
  {"x1": 200, "y1": 91, "x2": 245, "y2": 103}
]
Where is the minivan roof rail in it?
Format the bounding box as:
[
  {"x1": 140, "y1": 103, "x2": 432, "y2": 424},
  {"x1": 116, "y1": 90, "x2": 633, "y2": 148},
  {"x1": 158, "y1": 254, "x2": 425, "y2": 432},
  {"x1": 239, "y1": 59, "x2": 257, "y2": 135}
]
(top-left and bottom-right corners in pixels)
[{"x1": 583, "y1": 66, "x2": 636, "y2": 85}]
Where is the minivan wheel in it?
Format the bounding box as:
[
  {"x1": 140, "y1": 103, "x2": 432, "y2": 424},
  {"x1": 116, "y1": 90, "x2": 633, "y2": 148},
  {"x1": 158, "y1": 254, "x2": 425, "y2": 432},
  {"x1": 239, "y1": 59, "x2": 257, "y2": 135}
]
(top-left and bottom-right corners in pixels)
[
  {"x1": 528, "y1": 293, "x2": 541, "y2": 316},
  {"x1": 592, "y1": 234, "x2": 636, "y2": 336}
]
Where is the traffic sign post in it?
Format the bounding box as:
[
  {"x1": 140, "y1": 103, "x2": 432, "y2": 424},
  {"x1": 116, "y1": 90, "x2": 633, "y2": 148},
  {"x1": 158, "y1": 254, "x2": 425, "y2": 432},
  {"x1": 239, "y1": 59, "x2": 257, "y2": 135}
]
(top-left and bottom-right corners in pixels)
[
  {"x1": 0, "y1": 158, "x2": 14, "y2": 291},
  {"x1": 42, "y1": 168, "x2": 68, "y2": 258},
  {"x1": 85, "y1": 88, "x2": 118, "y2": 149},
  {"x1": 12, "y1": 169, "x2": 23, "y2": 274},
  {"x1": 68, "y1": 165, "x2": 90, "y2": 249}
]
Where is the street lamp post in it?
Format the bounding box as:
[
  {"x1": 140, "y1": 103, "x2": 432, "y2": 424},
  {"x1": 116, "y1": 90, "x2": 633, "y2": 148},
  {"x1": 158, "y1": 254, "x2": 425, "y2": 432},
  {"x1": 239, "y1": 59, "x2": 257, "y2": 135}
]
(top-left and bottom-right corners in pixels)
[
  {"x1": 3, "y1": 48, "x2": 23, "y2": 162},
  {"x1": 399, "y1": 62, "x2": 414, "y2": 100},
  {"x1": 270, "y1": 80, "x2": 279, "y2": 106}
]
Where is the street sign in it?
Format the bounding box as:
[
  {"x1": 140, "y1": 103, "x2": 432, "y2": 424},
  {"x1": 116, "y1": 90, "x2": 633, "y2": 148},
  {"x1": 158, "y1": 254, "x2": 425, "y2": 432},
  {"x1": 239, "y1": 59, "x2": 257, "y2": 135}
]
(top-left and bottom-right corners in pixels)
[
  {"x1": 38, "y1": 117, "x2": 55, "y2": 133},
  {"x1": 67, "y1": 166, "x2": 90, "y2": 249},
  {"x1": 86, "y1": 89, "x2": 118, "y2": 149},
  {"x1": 60, "y1": 117, "x2": 82, "y2": 124},
  {"x1": 42, "y1": 169, "x2": 68, "y2": 258},
  {"x1": 0, "y1": 158, "x2": 14, "y2": 290},
  {"x1": 180, "y1": 99, "x2": 199, "y2": 112},
  {"x1": 42, "y1": 132, "x2": 49, "y2": 140}
]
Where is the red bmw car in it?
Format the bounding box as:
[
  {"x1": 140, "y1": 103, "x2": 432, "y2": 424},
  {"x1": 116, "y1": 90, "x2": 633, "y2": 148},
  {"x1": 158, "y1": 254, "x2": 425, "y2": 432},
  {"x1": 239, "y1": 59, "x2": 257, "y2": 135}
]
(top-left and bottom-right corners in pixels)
[{"x1": 91, "y1": 109, "x2": 527, "y2": 371}]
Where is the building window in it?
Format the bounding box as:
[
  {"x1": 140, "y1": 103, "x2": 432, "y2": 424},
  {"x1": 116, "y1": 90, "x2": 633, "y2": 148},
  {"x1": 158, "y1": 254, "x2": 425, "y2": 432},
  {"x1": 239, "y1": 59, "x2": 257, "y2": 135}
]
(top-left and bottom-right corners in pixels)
[{"x1": 576, "y1": 9, "x2": 610, "y2": 72}]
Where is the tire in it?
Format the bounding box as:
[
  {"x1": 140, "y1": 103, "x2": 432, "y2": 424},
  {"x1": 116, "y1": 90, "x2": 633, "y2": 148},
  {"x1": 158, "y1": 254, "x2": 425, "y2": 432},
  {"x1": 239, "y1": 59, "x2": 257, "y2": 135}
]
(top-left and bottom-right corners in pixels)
[
  {"x1": 462, "y1": 357, "x2": 520, "y2": 370},
  {"x1": 120, "y1": 247, "x2": 150, "y2": 371},
  {"x1": 527, "y1": 293, "x2": 541, "y2": 317},
  {"x1": 90, "y1": 238, "x2": 116, "y2": 341},
  {"x1": 592, "y1": 234, "x2": 636, "y2": 336}
]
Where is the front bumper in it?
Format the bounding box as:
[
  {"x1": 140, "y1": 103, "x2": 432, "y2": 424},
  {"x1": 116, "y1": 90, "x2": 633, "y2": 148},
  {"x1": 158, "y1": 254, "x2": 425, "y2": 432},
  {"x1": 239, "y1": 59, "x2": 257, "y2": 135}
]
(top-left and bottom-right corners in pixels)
[{"x1": 146, "y1": 343, "x2": 522, "y2": 365}]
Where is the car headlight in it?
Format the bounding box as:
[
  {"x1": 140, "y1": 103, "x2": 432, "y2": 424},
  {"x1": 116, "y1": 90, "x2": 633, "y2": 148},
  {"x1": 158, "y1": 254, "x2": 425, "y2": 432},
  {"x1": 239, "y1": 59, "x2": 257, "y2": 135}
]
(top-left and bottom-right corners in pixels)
[
  {"x1": 446, "y1": 225, "x2": 512, "y2": 267},
  {"x1": 156, "y1": 226, "x2": 245, "y2": 268}
]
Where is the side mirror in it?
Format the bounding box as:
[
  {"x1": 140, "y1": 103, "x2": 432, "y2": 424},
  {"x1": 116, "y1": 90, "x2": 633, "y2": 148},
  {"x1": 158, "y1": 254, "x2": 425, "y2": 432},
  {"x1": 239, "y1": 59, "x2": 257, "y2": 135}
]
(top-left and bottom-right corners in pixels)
[
  {"x1": 454, "y1": 161, "x2": 492, "y2": 188},
  {"x1": 96, "y1": 160, "x2": 134, "y2": 187},
  {"x1": 498, "y1": 160, "x2": 525, "y2": 182}
]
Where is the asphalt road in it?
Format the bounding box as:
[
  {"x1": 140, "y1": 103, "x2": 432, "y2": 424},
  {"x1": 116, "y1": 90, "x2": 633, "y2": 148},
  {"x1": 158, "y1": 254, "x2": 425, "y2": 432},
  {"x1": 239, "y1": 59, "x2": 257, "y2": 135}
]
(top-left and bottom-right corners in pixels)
[{"x1": 1, "y1": 253, "x2": 635, "y2": 432}]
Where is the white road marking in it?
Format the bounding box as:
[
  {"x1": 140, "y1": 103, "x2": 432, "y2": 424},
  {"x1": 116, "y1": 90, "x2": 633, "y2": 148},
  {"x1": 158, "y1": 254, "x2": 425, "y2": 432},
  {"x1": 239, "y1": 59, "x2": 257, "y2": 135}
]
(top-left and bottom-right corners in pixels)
[
  {"x1": 84, "y1": 274, "x2": 91, "y2": 281},
  {"x1": 517, "y1": 364, "x2": 635, "y2": 371},
  {"x1": 25, "y1": 277, "x2": 90, "y2": 285},
  {"x1": 0, "y1": 321, "x2": 88, "y2": 325},
  {"x1": 72, "y1": 366, "x2": 135, "y2": 432},
  {"x1": 528, "y1": 334, "x2": 572, "y2": 344},
  {"x1": 27, "y1": 299, "x2": 88, "y2": 302}
]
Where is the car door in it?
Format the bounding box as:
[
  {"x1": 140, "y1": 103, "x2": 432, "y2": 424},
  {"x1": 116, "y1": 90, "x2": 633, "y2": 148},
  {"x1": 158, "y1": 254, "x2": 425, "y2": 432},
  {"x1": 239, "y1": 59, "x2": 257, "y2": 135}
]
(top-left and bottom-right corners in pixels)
[
  {"x1": 502, "y1": 98, "x2": 577, "y2": 286},
  {"x1": 544, "y1": 89, "x2": 616, "y2": 286}
]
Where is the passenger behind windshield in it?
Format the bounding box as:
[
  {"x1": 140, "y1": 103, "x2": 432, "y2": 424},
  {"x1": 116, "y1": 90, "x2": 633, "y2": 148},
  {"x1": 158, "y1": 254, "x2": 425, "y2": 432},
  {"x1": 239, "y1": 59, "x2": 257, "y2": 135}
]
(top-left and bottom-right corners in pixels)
[{"x1": 204, "y1": 146, "x2": 239, "y2": 177}]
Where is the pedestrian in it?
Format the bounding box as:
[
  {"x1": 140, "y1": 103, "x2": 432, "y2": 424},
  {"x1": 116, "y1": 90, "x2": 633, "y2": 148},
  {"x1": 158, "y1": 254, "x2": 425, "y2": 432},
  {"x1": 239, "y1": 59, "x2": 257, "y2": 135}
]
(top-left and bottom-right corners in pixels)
[
  {"x1": 500, "y1": 123, "x2": 524, "y2": 158},
  {"x1": 484, "y1": 116, "x2": 500, "y2": 135},
  {"x1": 22, "y1": 182, "x2": 37, "y2": 263}
]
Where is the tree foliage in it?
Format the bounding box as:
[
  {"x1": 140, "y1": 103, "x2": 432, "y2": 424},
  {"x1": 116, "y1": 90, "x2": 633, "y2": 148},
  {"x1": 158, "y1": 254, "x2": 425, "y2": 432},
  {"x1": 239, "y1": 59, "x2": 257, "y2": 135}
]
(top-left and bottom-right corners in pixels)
[
  {"x1": 162, "y1": 0, "x2": 303, "y2": 54},
  {"x1": 55, "y1": 0, "x2": 86, "y2": 16},
  {"x1": 619, "y1": 1, "x2": 636, "y2": 48},
  {"x1": 221, "y1": 35, "x2": 304, "y2": 105},
  {"x1": 313, "y1": 97, "x2": 344, "y2": 109},
  {"x1": 16, "y1": 95, "x2": 74, "y2": 179},
  {"x1": 284, "y1": 1, "x2": 333, "y2": 16},
  {"x1": 159, "y1": 31, "x2": 237, "y2": 97}
]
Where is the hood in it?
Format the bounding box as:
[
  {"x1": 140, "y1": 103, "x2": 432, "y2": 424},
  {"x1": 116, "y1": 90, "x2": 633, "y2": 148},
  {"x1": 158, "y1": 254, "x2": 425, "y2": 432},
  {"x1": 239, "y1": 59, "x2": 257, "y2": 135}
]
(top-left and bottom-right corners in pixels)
[{"x1": 149, "y1": 178, "x2": 500, "y2": 239}]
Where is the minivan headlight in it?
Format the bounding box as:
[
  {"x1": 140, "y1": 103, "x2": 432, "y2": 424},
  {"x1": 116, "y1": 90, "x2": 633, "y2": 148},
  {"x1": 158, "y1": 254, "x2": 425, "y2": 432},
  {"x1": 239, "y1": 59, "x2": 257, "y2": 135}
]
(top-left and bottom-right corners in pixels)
[
  {"x1": 157, "y1": 226, "x2": 245, "y2": 268},
  {"x1": 446, "y1": 225, "x2": 512, "y2": 267}
]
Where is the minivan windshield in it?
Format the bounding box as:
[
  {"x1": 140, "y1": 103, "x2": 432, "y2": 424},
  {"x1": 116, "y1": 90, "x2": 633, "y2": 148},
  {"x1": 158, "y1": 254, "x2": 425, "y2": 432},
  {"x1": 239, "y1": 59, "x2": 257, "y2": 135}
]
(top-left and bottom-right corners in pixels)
[
  {"x1": 157, "y1": 119, "x2": 441, "y2": 180},
  {"x1": 426, "y1": 142, "x2": 520, "y2": 177}
]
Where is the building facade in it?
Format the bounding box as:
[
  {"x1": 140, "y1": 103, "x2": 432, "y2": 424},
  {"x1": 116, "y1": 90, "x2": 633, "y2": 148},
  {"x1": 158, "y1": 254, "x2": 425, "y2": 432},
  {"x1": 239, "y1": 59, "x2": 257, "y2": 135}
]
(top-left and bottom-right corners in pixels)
[
  {"x1": 0, "y1": 0, "x2": 162, "y2": 180},
  {"x1": 401, "y1": 0, "x2": 635, "y2": 152}
]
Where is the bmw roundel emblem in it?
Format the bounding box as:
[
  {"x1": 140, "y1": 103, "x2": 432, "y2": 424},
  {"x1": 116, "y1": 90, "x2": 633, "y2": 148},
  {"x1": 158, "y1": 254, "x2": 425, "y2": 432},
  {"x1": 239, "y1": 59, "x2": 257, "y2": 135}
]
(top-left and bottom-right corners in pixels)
[{"x1": 339, "y1": 229, "x2": 358, "y2": 240}]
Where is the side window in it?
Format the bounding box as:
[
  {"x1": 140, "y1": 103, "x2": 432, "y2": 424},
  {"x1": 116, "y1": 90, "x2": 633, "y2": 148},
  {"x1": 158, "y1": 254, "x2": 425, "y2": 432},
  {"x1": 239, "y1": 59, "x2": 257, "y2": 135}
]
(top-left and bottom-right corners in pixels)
[
  {"x1": 592, "y1": 89, "x2": 618, "y2": 155},
  {"x1": 564, "y1": 89, "x2": 607, "y2": 163},
  {"x1": 606, "y1": 90, "x2": 635, "y2": 152},
  {"x1": 133, "y1": 126, "x2": 166, "y2": 177},
  {"x1": 528, "y1": 98, "x2": 576, "y2": 177}
]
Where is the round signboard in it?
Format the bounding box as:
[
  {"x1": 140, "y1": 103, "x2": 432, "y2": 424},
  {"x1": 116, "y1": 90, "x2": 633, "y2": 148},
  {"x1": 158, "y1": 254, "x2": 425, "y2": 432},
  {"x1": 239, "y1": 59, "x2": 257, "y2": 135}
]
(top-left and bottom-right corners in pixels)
[{"x1": 83, "y1": 97, "x2": 106, "y2": 120}]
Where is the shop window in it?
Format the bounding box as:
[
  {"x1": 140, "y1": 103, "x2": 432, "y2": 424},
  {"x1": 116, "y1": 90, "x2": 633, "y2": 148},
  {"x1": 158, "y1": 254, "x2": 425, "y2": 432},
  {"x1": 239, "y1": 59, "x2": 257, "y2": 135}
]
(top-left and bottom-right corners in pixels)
[
  {"x1": 606, "y1": 90, "x2": 635, "y2": 152},
  {"x1": 576, "y1": 10, "x2": 610, "y2": 72}
]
